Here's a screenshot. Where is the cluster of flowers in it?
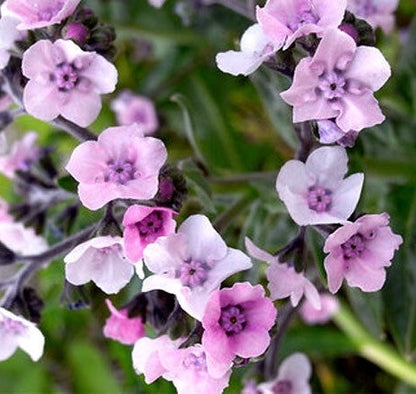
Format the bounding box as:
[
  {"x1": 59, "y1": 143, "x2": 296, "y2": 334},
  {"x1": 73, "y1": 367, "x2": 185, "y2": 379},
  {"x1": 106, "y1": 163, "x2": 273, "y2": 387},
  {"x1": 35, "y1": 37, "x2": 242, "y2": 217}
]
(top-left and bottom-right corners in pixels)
[{"x1": 0, "y1": 0, "x2": 404, "y2": 393}]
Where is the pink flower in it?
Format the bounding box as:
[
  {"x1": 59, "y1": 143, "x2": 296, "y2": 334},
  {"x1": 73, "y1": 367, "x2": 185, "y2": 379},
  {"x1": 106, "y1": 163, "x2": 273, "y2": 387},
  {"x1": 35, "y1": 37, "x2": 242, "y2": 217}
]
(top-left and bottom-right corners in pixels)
[
  {"x1": 22, "y1": 39, "x2": 117, "y2": 127},
  {"x1": 111, "y1": 91, "x2": 159, "y2": 135},
  {"x1": 65, "y1": 125, "x2": 167, "y2": 210},
  {"x1": 0, "y1": 16, "x2": 25, "y2": 69},
  {"x1": 258, "y1": 353, "x2": 312, "y2": 394},
  {"x1": 201, "y1": 282, "x2": 277, "y2": 378},
  {"x1": 161, "y1": 344, "x2": 231, "y2": 394},
  {"x1": 142, "y1": 214, "x2": 252, "y2": 320},
  {"x1": 0, "y1": 132, "x2": 41, "y2": 178},
  {"x1": 257, "y1": 0, "x2": 347, "y2": 50},
  {"x1": 103, "y1": 299, "x2": 145, "y2": 345},
  {"x1": 0, "y1": 222, "x2": 47, "y2": 255},
  {"x1": 1, "y1": 0, "x2": 80, "y2": 30},
  {"x1": 0, "y1": 198, "x2": 12, "y2": 223},
  {"x1": 347, "y1": 0, "x2": 399, "y2": 33},
  {"x1": 280, "y1": 29, "x2": 391, "y2": 132},
  {"x1": 216, "y1": 24, "x2": 278, "y2": 76},
  {"x1": 324, "y1": 213, "x2": 403, "y2": 293},
  {"x1": 276, "y1": 146, "x2": 364, "y2": 226},
  {"x1": 122, "y1": 204, "x2": 176, "y2": 263},
  {"x1": 300, "y1": 293, "x2": 339, "y2": 324},
  {"x1": 0, "y1": 307, "x2": 45, "y2": 362},
  {"x1": 64, "y1": 236, "x2": 134, "y2": 294},
  {"x1": 245, "y1": 238, "x2": 321, "y2": 309},
  {"x1": 132, "y1": 335, "x2": 182, "y2": 384}
]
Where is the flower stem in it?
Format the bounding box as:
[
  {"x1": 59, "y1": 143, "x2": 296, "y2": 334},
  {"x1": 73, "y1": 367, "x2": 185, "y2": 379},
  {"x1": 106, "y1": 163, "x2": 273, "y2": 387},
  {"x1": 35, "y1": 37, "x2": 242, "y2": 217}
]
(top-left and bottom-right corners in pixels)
[{"x1": 333, "y1": 303, "x2": 416, "y2": 387}]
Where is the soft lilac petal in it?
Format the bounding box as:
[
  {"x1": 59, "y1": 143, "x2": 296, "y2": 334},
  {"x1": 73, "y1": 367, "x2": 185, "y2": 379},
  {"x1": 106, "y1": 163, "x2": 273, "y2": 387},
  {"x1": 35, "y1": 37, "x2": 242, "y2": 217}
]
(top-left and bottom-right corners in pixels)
[
  {"x1": 278, "y1": 352, "x2": 312, "y2": 384},
  {"x1": 229, "y1": 327, "x2": 271, "y2": 358},
  {"x1": 23, "y1": 81, "x2": 60, "y2": 121},
  {"x1": 345, "y1": 258, "x2": 386, "y2": 292},
  {"x1": 276, "y1": 160, "x2": 312, "y2": 197},
  {"x1": 22, "y1": 40, "x2": 60, "y2": 77},
  {"x1": 324, "y1": 254, "x2": 345, "y2": 293},
  {"x1": 60, "y1": 91, "x2": 102, "y2": 128},
  {"x1": 245, "y1": 237, "x2": 276, "y2": 264},
  {"x1": 216, "y1": 50, "x2": 264, "y2": 76},
  {"x1": 256, "y1": 6, "x2": 290, "y2": 48},
  {"x1": 16, "y1": 324, "x2": 45, "y2": 361}
]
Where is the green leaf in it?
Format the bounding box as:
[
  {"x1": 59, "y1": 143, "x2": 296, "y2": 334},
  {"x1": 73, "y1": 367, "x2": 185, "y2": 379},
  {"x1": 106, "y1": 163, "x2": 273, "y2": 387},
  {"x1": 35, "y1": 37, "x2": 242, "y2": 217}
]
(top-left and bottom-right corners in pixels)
[{"x1": 57, "y1": 175, "x2": 78, "y2": 194}]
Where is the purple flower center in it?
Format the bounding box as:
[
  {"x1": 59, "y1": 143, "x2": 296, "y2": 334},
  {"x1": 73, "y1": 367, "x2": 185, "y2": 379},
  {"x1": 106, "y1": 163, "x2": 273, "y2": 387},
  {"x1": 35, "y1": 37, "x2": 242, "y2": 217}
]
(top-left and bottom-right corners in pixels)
[
  {"x1": 137, "y1": 211, "x2": 163, "y2": 237},
  {"x1": 0, "y1": 317, "x2": 26, "y2": 335},
  {"x1": 53, "y1": 63, "x2": 79, "y2": 92},
  {"x1": 105, "y1": 160, "x2": 136, "y2": 184},
  {"x1": 35, "y1": 1, "x2": 64, "y2": 21},
  {"x1": 272, "y1": 380, "x2": 293, "y2": 394},
  {"x1": 307, "y1": 186, "x2": 332, "y2": 212},
  {"x1": 288, "y1": 6, "x2": 319, "y2": 31},
  {"x1": 182, "y1": 352, "x2": 207, "y2": 371},
  {"x1": 317, "y1": 71, "x2": 347, "y2": 100},
  {"x1": 219, "y1": 305, "x2": 246, "y2": 336},
  {"x1": 341, "y1": 233, "x2": 365, "y2": 259},
  {"x1": 179, "y1": 260, "x2": 208, "y2": 287}
]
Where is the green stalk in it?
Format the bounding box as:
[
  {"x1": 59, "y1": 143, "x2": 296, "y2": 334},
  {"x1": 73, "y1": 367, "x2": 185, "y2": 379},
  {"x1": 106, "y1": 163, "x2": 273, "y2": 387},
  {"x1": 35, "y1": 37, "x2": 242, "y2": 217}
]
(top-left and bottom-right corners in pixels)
[{"x1": 333, "y1": 303, "x2": 416, "y2": 387}]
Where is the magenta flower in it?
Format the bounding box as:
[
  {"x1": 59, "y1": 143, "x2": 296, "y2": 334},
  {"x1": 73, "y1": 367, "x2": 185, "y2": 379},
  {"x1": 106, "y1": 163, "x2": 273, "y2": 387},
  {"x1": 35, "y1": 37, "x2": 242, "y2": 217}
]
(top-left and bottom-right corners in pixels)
[
  {"x1": 276, "y1": 146, "x2": 364, "y2": 226},
  {"x1": 347, "y1": 0, "x2": 399, "y2": 33},
  {"x1": 201, "y1": 282, "x2": 277, "y2": 378},
  {"x1": 0, "y1": 307, "x2": 45, "y2": 362},
  {"x1": 111, "y1": 91, "x2": 159, "y2": 135},
  {"x1": 280, "y1": 29, "x2": 391, "y2": 132},
  {"x1": 300, "y1": 293, "x2": 339, "y2": 325},
  {"x1": 161, "y1": 344, "x2": 231, "y2": 394},
  {"x1": 64, "y1": 236, "x2": 134, "y2": 294},
  {"x1": 65, "y1": 125, "x2": 167, "y2": 210},
  {"x1": 122, "y1": 204, "x2": 176, "y2": 263},
  {"x1": 22, "y1": 39, "x2": 117, "y2": 127},
  {"x1": 103, "y1": 299, "x2": 145, "y2": 345},
  {"x1": 142, "y1": 214, "x2": 252, "y2": 320},
  {"x1": 0, "y1": 132, "x2": 41, "y2": 178},
  {"x1": 216, "y1": 24, "x2": 278, "y2": 76},
  {"x1": 245, "y1": 238, "x2": 321, "y2": 309},
  {"x1": 324, "y1": 213, "x2": 403, "y2": 293},
  {"x1": 258, "y1": 353, "x2": 312, "y2": 394},
  {"x1": 257, "y1": 0, "x2": 347, "y2": 50},
  {"x1": 1, "y1": 0, "x2": 80, "y2": 30}
]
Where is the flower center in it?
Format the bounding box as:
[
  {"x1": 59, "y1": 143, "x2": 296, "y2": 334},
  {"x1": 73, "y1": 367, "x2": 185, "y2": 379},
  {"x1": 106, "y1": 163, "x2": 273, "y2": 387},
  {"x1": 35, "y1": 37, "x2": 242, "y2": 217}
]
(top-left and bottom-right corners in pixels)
[
  {"x1": 219, "y1": 305, "x2": 246, "y2": 336},
  {"x1": 179, "y1": 261, "x2": 208, "y2": 287},
  {"x1": 53, "y1": 63, "x2": 79, "y2": 92},
  {"x1": 307, "y1": 186, "x2": 332, "y2": 212},
  {"x1": 272, "y1": 380, "x2": 293, "y2": 394},
  {"x1": 288, "y1": 6, "x2": 319, "y2": 31},
  {"x1": 137, "y1": 211, "x2": 163, "y2": 237},
  {"x1": 317, "y1": 71, "x2": 347, "y2": 100},
  {"x1": 341, "y1": 233, "x2": 365, "y2": 259},
  {"x1": 182, "y1": 352, "x2": 207, "y2": 371},
  {"x1": 0, "y1": 317, "x2": 26, "y2": 335},
  {"x1": 105, "y1": 160, "x2": 136, "y2": 184}
]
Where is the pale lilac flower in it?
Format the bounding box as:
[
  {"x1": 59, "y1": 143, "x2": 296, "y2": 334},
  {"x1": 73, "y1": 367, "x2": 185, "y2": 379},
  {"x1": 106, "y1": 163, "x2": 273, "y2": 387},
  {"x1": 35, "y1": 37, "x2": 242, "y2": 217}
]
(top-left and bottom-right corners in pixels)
[
  {"x1": 202, "y1": 282, "x2": 277, "y2": 378},
  {"x1": 347, "y1": 0, "x2": 399, "y2": 33},
  {"x1": 257, "y1": 0, "x2": 347, "y2": 50},
  {"x1": 132, "y1": 335, "x2": 183, "y2": 384},
  {"x1": 280, "y1": 29, "x2": 391, "y2": 132},
  {"x1": 122, "y1": 204, "x2": 176, "y2": 263},
  {"x1": 317, "y1": 120, "x2": 359, "y2": 148},
  {"x1": 148, "y1": 0, "x2": 166, "y2": 8},
  {"x1": 276, "y1": 146, "x2": 364, "y2": 226},
  {"x1": 103, "y1": 299, "x2": 145, "y2": 345},
  {"x1": 1, "y1": 0, "x2": 80, "y2": 30},
  {"x1": 161, "y1": 344, "x2": 231, "y2": 394},
  {"x1": 245, "y1": 238, "x2": 321, "y2": 309},
  {"x1": 64, "y1": 236, "x2": 134, "y2": 294},
  {"x1": 0, "y1": 307, "x2": 45, "y2": 362},
  {"x1": 324, "y1": 213, "x2": 402, "y2": 293},
  {"x1": 216, "y1": 24, "x2": 278, "y2": 76},
  {"x1": 0, "y1": 132, "x2": 41, "y2": 178},
  {"x1": 65, "y1": 125, "x2": 167, "y2": 210},
  {"x1": 0, "y1": 16, "x2": 25, "y2": 69},
  {"x1": 142, "y1": 214, "x2": 252, "y2": 320},
  {"x1": 258, "y1": 353, "x2": 312, "y2": 394},
  {"x1": 111, "y1": 91, "x2": 159, "y2": 135},
  {"x1": 300, "y1": 293, "x2": 339, "y2": 324},
  {"x1": 22, "y1": 39, "x2": 117, "y2": 127}
]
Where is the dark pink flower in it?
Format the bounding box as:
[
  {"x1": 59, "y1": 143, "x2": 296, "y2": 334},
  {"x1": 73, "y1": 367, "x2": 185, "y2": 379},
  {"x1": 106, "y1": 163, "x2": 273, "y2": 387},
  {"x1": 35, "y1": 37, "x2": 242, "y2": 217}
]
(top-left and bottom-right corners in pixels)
[
  {"x1": 281, "y1": 29, "x2": 391, "y2": 132},
  {"x1": 65, "y1": 125, "x2": 167, "y2": 210},
  {"x1": 103, "y1": 299, "x2": 145, "y2": 345},
  {"x1": 324, "y1": 213, "x2": 403, "y2": 293},
  {"x1": 202, "y1": 282, "x2": 277, "y2": 378},
  {"x1": 2, "y1": 0, "x2": 80, "y2": 30},
  {"x1": 122, "y1": 204, "x2": 176, "y2": 263},
  {"x1": 22, "y1": 39, "x2": 117, "y2": 127}
]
